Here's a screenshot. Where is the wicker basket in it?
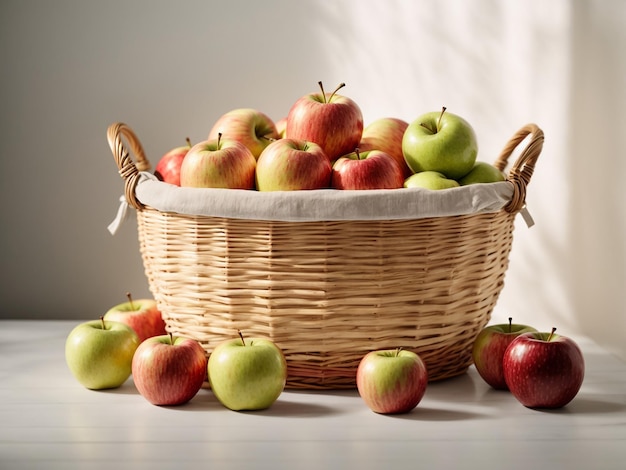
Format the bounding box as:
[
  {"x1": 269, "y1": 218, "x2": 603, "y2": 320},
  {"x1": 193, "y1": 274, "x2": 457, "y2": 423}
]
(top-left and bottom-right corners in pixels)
[{"x1": 107, "y1": 122, "x2": 544, "y2": 389}]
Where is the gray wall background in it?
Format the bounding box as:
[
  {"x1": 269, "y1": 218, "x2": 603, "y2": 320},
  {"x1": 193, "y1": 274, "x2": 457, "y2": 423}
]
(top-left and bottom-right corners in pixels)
[{"x1": 1, "y1": 0, "x2": 625, "y2": 360}]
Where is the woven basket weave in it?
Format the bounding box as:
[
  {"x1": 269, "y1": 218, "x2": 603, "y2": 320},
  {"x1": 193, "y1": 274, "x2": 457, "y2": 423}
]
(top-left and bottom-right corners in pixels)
[{"x1": 107, "y1": 122, "x2": 544, "y2": 389}]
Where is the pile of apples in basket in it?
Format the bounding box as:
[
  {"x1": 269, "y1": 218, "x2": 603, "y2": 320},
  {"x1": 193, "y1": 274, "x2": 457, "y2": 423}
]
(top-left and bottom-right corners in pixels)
[
  {"x1": 153, "y1": 81, "x2": 506, "y2": 191},
  {"x1": 65, "y1": 82, "x2": 584, "y2": 414}
]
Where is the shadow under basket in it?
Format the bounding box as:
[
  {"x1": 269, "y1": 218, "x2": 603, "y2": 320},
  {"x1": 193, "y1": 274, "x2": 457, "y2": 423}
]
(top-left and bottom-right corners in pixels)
[{"x1": 107, "y1": 122, "x2": 544, "y2": 389}]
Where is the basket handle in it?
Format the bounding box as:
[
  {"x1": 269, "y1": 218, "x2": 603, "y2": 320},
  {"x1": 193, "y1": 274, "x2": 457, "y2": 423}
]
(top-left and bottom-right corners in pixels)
[
  {"x1": 107, "y1": 122, "x2": 151, "y2": 210},
  {"x1": 493, "y1": 123, "x2": 544, "y2": 213}
]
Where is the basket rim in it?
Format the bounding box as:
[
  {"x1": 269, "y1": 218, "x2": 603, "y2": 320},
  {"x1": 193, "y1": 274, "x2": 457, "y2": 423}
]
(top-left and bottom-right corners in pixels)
[
  {"x1": 132, "y1": 173, "x2": 515, "y2": 222},
  {"x1": 107, "y1": 122, "x2": 544, "y2": 217}
]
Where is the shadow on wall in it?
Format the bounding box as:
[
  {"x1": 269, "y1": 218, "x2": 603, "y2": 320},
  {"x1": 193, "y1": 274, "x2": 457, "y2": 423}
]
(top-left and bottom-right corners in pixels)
[{"x1": 314, "y1": 1, "x2": 579, "y2": 334}]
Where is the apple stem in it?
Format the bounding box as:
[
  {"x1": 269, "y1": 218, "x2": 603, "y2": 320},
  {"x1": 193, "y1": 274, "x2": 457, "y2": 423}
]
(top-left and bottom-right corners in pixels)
[
  {"x1": 547, "y1": 327, "x2": 557, "y2": 342},
  {"x1": 355, "y1": 148, "x2": 362, "y2": 160},
  {"x1": 238, "y1": 329, "x2": 246, "y2": 346},
  {"x1": 436, "y1": 106, "x2": 447, "y2": 132},
  {"x1": 99, "y1": 316, "x2": 106, "y2": 330},
  {"x1": 217, "y1": 132, "x2": 223, "y2": 150},
  {"x1": 125, "y1": 292, "x2": 135, "y2": 311},
  {"x1": 169, "y1": 332, "x2": 174, "y2": 345},
  {"x1": 328, "y1": 82, "x2": 346, "y2": 102},
  {"x1": 395, "y1": 347, "x2": 403, "y2": 357},
  {"x1": 185, "y1": 137, "x2": 192, "y2": 148},
  {"x1": 318, "y1": 81, "x2": 326, "y2": 103},
  {"x1": 508, "y1": 317, "x2": 513, "y2": 333}
]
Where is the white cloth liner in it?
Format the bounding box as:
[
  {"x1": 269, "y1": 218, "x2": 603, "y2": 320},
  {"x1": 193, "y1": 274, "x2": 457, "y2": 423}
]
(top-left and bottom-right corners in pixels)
[{"x1": 109, "y1": 171, "x2": 532, "y2": 234}]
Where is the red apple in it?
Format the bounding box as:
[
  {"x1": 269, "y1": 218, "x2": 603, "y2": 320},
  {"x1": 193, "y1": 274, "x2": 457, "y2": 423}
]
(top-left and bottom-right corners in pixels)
[
  {"x1": 153, "y1": 138, "x2": 192, "y2": 186},
  {"x1": 103, "y1": 293, "x2": 166, "y2": 343},
  {"x1": 503, "y1": 328, "x2": 585, "y2": 409},
  {"x1": 356, "y1": 348, "x2": 428, "y2": 414},
  {"x1": 472, "y1": 318, "x2": 538, "y2": 390},
  {"x1": 255, "y1": 138, "x2": 331, "y2": 191},
  {"x1": 208, "y1": 108, "x2": 279, "y2": 159},
  {"x1": 331, "y1": 148, "x2": 404, "y2": 190},
  {"x1": 180, "y1": 134, "x2": 256, "y2": 189},
  {"x1": 132, "y1": 333, "x2": 208, "y2": 406},
  {"x1": 359, "y1": 117, "x2": 412, "y2": 178},
  {"x1": 285, "y1": 81, "x2": 363, "y2": 162}
]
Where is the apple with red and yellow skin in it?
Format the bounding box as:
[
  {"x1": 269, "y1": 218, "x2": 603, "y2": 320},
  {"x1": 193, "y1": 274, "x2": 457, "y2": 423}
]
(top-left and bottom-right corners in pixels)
[
  {"x1": 472, "y1": 318, "x2": 538, "y2": 390},
  {"x1": 503, "y1": 328, "x2": 585, "y2": 409},
  {"x1": 275, "y1": 117, "x2": 287, "y2": 139},
  {"x1": 65, "y1": 318, "x2": 140, "y2": 390},
  {"x1": 331, "y1": 149, "x2": 404, "y2": 190},
  {"x1": 154, "y1": 138, "x2": 192, "y2": 186},
  {"x1": 103, "y1": 294, "x2": 166, "y2": 343},
  {"x1": 132, "y1": 333, "x2": 208, "y2": 406},
  {"x1": 208, "y1": 108, "x2": 280, "y2": 159},
  {"x1": 286, "y1": 82, "x2": 363, "y2": 162},
  {"x1": 180, "y1": 134, "x2": 256, "y2": 189},
  {"x1": 359, "y1": 117, "x2": 412, "y2": 178},
  {"x1": 255, "y1": 138, "x2": 331, "y2": 191},
  {"x1": 356, "y1": 349, "x2": 428, "y2": 414}
]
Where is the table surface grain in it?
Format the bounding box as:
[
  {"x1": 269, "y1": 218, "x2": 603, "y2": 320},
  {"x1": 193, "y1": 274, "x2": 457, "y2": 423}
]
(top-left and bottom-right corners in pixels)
[{"x1": 1, "y1": 320, "x2": 625, "y2": 470}]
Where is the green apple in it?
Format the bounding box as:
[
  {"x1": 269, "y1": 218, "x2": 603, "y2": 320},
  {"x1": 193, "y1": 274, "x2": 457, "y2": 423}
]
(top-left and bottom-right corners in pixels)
[
  {"x1": 208, "y1": 331, "x2": 287, "y2": 411},
  {"x1": 402, "y1": 107, "x2": 478, "y2": 180},
  {"x1": 458, "y1": 161, "x2": 506, "y2": 185},
  {"x1": 65, "y1": 318, "x2": 140, "y2": 390},
  {"x1": 404, "y1": 171, "x2": 460, "y2": 190}
]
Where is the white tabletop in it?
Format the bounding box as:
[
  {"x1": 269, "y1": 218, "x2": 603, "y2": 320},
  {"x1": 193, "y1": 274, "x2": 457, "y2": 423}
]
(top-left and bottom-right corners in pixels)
[{"x1": 1, "y1": 320, "x2": 625, "y2": 470}]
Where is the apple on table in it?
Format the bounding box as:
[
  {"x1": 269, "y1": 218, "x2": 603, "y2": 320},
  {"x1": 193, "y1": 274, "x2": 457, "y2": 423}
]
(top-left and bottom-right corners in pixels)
[
  {"x1": 286, "y1": 81, "x2": 363, "y2": 162},
  {"x1": 132, "y1": 333, "x2": 208, "y2": 406},
  {"x1": 402, "y1": 107, "x2": 478, "y2": 180},
  {"x1": 503, "y1": 328, "x2": 585, "y2": 409},
  {"x1": 255, "y1": 138, "x2": 332, "y2": 191},
  {"x1": 208, "y1": 108, "x2": 280, "y2": 159},
  {"x1": 180, "y1": 133, "x2": 257, "y2": 189},
  {"x1": 208, "y1": 331, "x2": 287, "y2": 411},
  {"x1": 359, "y1": 117, "x2": 412, "y2": 178},
  {"x1": 356, "y1": 348, "x2": 428, "y2": 414},
  {"x1": 65, "y1": 317, "x2": 140, "y2": 390},
  {"x1": 472, "y1": 318, "x2": 538, "y2": 390},
  {"x1": 103, "y1": 293, "x2": 166, "y2": 343},
  {"x1": 331, "y1": 148, "x2": 404, "y2": 190},
  {"x1": 153, "y1": 138, "x2": 192, "y2": 186}
]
